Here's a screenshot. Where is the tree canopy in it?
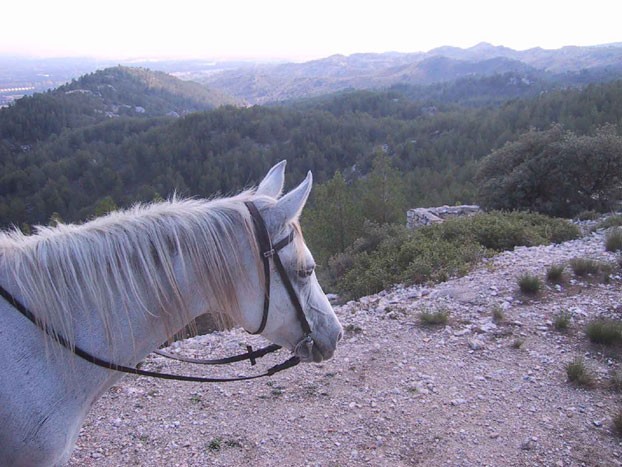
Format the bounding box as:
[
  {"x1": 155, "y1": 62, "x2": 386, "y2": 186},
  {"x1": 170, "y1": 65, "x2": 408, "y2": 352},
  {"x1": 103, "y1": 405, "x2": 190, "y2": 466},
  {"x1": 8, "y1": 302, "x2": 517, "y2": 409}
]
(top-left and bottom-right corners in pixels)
[
  {"x1": 1, "y1": 72, "x2": 622, "y2": 232},
  {"x1": 476, "y1": 124, "x2": 622, "y2": 217}
]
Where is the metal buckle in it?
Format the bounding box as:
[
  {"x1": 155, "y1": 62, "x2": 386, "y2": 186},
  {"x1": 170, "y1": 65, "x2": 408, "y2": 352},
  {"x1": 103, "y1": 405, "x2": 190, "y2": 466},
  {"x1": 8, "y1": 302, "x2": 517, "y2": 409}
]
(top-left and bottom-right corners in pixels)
[{"x1": 263, "y1": 248, "x2": 275, "y2": 258}]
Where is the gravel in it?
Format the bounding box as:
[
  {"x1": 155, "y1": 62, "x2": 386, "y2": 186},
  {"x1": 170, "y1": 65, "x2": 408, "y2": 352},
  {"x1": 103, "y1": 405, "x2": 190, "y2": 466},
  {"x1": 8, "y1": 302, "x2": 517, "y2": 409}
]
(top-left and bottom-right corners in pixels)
[{"x1": 69, "y1": 229, "x2": 622, "y2": 466}]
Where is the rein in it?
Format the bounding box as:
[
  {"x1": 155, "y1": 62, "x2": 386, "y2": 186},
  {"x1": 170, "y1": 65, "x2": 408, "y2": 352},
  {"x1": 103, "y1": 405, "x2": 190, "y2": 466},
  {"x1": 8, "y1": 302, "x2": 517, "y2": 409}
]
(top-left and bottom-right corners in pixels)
[{"x1": 0, "y1": 201, "x2": 313, "y2": 383}]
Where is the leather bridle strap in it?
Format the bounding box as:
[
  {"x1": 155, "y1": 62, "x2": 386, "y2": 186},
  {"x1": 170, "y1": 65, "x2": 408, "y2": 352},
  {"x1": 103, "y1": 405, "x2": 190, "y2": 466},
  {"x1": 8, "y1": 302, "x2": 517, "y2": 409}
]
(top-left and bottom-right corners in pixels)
[
  {"x1": 0, "y1": 283, "x2": 300, "y2": 382},
  {"x1": 154, "y1": 343, "x2": 281, "y2": 366},
  {"x1": 244, "y1": 201, "x2": 311, "y2": 337}
]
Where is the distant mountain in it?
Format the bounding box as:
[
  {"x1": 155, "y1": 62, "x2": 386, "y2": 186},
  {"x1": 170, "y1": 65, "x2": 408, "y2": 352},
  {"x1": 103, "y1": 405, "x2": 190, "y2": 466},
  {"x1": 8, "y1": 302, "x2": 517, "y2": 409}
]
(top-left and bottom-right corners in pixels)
[
  {"x1": 198, "y1": 43, "x2": 622, "y2": 104},
  {"x1": 0, "y1": 66, "x2": 237, "y2": 143}
]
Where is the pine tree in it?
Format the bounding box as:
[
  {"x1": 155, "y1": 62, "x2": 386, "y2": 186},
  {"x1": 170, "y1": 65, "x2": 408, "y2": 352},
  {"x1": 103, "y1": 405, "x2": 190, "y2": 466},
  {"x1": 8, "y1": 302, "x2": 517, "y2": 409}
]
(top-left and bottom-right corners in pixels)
[
  {"x1": 303, "y1": 171, "x2": 364, "y2": 265},
  {"x1": 359, "y1": 149, "x2": 408, "y2": 225}
]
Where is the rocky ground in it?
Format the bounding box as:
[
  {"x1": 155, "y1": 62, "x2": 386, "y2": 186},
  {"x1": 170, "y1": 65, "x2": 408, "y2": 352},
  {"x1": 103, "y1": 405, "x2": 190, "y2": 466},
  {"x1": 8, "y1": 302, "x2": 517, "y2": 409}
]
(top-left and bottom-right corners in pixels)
[{"x1": 68, "y1": 228, "x2": 622, "y2": 466}]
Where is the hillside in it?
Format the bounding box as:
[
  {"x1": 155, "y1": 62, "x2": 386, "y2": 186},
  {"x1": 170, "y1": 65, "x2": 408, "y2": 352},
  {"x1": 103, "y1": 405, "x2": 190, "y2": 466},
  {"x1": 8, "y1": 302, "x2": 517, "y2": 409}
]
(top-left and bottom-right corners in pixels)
[
  {"x1": 198, "y1": 43, "x2": 622, "y2": 104},
  {"x1": 67, "y1": 227, "x2": 622, "y2": 466},
  {"x1": 2, "y1": 78, "x2": 622, "y2": 228},
  {"x1": 0, "y1": 66, "x2": 236, "y2": 143},
  {"x1": 62, "y1": 66, "x2": 238, "y2": 115}
]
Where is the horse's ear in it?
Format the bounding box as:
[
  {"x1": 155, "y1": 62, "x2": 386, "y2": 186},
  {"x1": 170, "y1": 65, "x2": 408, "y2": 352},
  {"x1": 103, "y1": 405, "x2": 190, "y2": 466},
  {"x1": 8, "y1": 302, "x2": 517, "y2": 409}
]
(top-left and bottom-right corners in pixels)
[
  {"x1": 256, "y1": 160, "x2": 286, "y2": 198},
  {"x1": 274, "y1": 171, "x2": 312, "y2": 225}
]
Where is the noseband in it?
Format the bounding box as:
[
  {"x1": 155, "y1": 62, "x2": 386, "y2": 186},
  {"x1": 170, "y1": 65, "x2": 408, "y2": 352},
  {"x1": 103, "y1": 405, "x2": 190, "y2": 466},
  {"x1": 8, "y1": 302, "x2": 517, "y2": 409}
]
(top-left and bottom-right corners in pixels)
[{"x1": 244, "y1": 201, "x2": 313, "y2": 353}]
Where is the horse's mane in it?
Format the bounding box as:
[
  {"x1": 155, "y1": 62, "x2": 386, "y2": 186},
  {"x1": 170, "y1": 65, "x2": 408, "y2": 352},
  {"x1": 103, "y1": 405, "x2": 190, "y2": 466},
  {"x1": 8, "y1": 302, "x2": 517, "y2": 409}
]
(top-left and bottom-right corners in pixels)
[{"x1": 0, "y1": 191, "x2": 279, "y2": 355}]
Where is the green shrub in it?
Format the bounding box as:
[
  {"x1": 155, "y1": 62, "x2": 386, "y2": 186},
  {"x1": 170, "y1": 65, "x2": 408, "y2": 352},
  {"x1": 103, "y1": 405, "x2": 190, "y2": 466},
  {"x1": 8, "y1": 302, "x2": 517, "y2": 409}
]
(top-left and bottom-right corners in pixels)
[
  {"x1": 491, "y1": 306, "x2": 505, "y2": 323},
  {"x1": 333, "y1": 223, "x2": 485, "y2": 299},
  {"x1": 605, "y1": 228, "x2": 622, "y2": 252},
  {"x1": 462, "y1": 211, "x2": 579, "y2": 250},
  {"x1": 596, "y1": 215, "x2": 622, "y2": 230},
  {"x1": 418, "y1": 308, "x2": 449, "y2": 326},
  {"x1": 517, "y1": 273, "x2": 541, "y2": 295},
  {"x1": 576, "y1": 210, "x2": 599, "y2": 221},
  {"x1": 477, "y1": 125, "x2": 622, "y2": 218},
  {"x1": 207, "y1": 438, "x2": 222, "y2": 452},
  {"x1": 329, "y1": 211, "x2": 580, "y2": 300},
  {"x1": 566, "y1": 357, "x2": 594, "y2": 387},
  {"x1": 546, "y1": 264, "x2": 565, "y2": 283},
  {"x1": 569, "y1": 258, "x2": 602, "y2": 277},
  {"x1": 586, "y1": 319, "x2": 622, "y2": 346},
  {"x1": 553, "y1": 312, "x2": 571, "y2": 331},
  {"x1": 610, "y1": 371, "x2": 622, "y2": 392}
]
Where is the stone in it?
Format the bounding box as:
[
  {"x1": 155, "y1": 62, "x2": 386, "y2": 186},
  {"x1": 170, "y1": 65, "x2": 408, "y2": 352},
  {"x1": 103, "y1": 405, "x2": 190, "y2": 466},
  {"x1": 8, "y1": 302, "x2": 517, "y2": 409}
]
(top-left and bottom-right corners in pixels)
[
  {"x1": 406, "y1": 205, "x2": 482, "y2": 229},
  {"x1": 468, "y1": 338, "x2": 486, "y2": 350}
]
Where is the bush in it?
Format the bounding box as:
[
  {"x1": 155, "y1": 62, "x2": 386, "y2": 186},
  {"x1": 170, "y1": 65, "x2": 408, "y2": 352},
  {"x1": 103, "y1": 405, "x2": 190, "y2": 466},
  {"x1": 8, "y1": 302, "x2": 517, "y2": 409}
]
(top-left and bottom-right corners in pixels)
[
  {"x1": 517, "y1": 273, "x2": 541, "y2": 295},
  {"x1": 596, "y1": 215, "x2": 622, "y2": 230},
  {"x1": 418, "y1": 309, "x2": 449, "y2": 326},
  {"x1": 566, "y1": 357, "x2": 594, "y2": 387},
  {"x1": 546, "y1": 264, "x2": 565, "y2": 283},
  {"x1": 610, "y1": 371, "x2": 622, "y2": 392},
  {"x1": 605, "y1": 228, "x2": 622, "y2": 252},
  {"x1": 329, "y1": 211, "x2": 579, "y2": 299},
  {"x1": 586, "y1": 319, "x2": 622, "y2": 346},
  {"x1": 553, "y1": 312, "x2": 571, "y2": 331},
  {"x1": 569, "y1": 258, "x2": 602, "y2": 277},
  {"x1": 477, "y1": 125, "x2": 622, "y2": 217},
  {"x1": 332, "y1": 222, "x2": 485, "y2": 299},
  {"x1": 576, "y1": 210, "x2": 599, "y2": 221},
  {"x1": 491, "y1": 306, "x2": 505, "y2": 323},
  {"x1": 461, "y1": 211, "x2": 579, "y2": 251}
]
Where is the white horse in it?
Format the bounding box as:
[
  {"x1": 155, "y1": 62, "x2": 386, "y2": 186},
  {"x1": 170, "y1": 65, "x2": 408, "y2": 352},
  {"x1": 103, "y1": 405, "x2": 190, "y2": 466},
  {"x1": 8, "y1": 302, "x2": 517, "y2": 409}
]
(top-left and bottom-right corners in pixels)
[{"x1": 0, "y1": 161, "x2": 343, "y2": 466}]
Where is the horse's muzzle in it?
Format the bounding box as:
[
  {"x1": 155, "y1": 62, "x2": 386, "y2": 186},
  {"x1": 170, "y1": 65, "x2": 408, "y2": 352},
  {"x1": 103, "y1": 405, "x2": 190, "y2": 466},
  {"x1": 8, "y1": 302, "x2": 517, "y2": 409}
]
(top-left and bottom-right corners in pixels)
[{"x1": 293, "y1": 335, "x2": 319, "y2": 362}]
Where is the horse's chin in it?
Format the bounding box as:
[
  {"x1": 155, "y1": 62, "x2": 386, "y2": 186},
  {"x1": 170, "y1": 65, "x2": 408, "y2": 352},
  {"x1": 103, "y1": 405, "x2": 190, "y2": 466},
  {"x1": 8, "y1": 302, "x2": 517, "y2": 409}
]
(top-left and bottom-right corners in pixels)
[{"x1": 294, "y1": 338, "x2": 334, "y2": 363}]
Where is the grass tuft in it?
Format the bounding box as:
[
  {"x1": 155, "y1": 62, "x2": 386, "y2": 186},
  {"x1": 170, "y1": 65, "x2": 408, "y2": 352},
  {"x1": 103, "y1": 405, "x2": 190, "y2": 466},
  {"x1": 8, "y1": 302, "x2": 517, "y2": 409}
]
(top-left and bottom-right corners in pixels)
[
  {"x1": 595, "y1": 215, "x2": 622, "y2": 230},
  {"x1": 585, "y1": 319, "x2": 622, "y2": 346},
  {"x1": 566, "y1": 357, "x2": 594, "y2": 387},
  {"x1": 553, "y1": 311, "x2": 572, "y2": 332},
  {"x1": 517, "y1": 273, "x2": 541, "y2": 295},
  {"x1": 605, "y1": 228, "x2": 622, "y2": 252},
  {"x1": 418, "y1": 308, "x2": 449, "y2": 326},
  {"x1": 609, "y1": 371, "x2": 622, "y2": 392},
  {"x1": 207, "y1": 438, "x2": 222, "y2": 452},
  {"x1": 575, "y1": 210, "x2": 599, "y2": 221},
  {"x1": 546, "y1": 264, "x2": 565, "y2": 284},
  {"x1": 491, "y1": 305, "x2": 505, "y2": 323},
  {"x1": 569, "y1": 258, "x2": 602, "y2": 277}
]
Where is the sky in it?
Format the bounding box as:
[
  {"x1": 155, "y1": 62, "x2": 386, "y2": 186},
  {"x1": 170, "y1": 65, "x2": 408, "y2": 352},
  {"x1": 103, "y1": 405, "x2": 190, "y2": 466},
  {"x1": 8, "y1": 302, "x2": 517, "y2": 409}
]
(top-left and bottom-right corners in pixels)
[{"x1": 1, "y1": 0, "x2": 620, "y2": 61}]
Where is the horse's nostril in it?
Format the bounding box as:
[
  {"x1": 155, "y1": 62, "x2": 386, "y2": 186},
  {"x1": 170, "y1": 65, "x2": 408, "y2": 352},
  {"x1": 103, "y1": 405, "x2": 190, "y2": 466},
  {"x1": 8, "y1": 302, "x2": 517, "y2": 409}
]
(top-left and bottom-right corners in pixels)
[{"x1": 337, "y1": 330, "x2": 344, "y2": 342}]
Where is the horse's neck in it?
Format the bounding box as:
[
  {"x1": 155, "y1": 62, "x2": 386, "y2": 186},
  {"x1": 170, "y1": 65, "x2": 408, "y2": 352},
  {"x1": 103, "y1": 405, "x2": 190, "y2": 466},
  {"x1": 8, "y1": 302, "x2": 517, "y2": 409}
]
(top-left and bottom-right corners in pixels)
[
  {"x1": 73, "y1": 252, "x2": 221, "y2": 367},
  {"x1": 1, "y1": 213, "x2": 261, "y2": 372}
]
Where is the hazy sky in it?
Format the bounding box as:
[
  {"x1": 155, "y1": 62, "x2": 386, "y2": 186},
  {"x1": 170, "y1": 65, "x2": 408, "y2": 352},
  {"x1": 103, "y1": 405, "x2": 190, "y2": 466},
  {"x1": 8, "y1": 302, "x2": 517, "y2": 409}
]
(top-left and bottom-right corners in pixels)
[{"x1": 1, "y1": 0, "x2": 620, "y2": 61}]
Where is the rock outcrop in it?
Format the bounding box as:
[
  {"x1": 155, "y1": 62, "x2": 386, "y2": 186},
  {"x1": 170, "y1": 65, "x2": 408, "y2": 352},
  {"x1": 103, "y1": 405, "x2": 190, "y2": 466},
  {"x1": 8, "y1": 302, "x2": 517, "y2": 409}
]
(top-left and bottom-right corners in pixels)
[{"x1": 407, "y1": 204, "x2": 481, "y2": 229}]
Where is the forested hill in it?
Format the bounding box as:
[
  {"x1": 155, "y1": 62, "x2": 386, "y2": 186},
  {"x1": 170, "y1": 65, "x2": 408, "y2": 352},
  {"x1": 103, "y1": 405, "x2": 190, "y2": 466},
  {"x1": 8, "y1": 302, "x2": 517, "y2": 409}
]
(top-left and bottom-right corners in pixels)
[
  {"x1": 0, "y1": 66, "x2": 237, "y2": 143},
  {"x1": 2, "y1": 73, "x2": 622, "y2": 229}
]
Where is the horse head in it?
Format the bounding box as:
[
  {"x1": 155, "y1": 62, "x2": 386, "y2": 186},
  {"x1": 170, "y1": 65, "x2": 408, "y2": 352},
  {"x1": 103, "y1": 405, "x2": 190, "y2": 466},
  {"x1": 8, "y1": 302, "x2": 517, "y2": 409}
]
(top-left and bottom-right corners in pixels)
[{"x1": 237, "y1": 161, "x2": 343, "y2": 363}]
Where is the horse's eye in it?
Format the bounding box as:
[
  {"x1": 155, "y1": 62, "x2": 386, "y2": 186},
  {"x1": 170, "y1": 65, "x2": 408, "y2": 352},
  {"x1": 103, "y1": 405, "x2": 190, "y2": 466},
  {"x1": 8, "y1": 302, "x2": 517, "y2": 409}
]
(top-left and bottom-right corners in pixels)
[{"x1": 297, "y1": 266, "x2": 315, "y2": 278}]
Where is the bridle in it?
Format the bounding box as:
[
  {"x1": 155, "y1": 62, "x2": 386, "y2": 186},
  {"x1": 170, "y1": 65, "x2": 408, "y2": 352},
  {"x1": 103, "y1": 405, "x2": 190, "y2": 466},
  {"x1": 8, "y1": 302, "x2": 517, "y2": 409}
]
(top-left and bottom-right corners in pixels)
[
  {"x1": 0, "y1": 201, "x2": 313, "y2": 383},
  {"x1": 243, "y1": 201, "x2": 313, "y2": 345}
]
